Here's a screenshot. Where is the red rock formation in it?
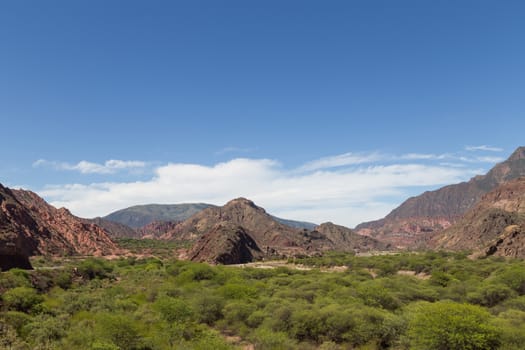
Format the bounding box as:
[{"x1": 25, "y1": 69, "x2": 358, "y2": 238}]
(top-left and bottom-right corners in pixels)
[
  {"x1": 188, "y1": 223, "x2": 263, "y2": 264},
  {"x1": 428, "y1": 177, "x2": 525, "y2": 257},
  {"x1": 1, "y1": 183, "x2": 119, "y2": 269},
  {"x1": 356, "y1": 146, "x2": 525, "y2": 248},
  {"x1": 314, "y1": 222, "x2": 389, "y2": 252},
  {"x1": 135, "y1": 221, "x2": 180, "y2": 239},
  {"x1": 0, "y1": 184, "x2": 39, "y2": 270},
  {"x1": 11, "y1": 189, "x2": 119, "y2": 257}
]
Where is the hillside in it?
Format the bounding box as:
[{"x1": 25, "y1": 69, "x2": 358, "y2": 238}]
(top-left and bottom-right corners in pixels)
[
  {"x1": 84, "y1": 217, "x2": 140, "y2": 239},
  {"x1": 0, "y1": 184, "x2": 40, "y2": 270},
  {"x1": 11, "y1": 189, "x2": 119, "y2": 257},
  {"x1": 161, "y1": 198, "x2": 384, "y2": 262},
  {"x1": 427, "y1": 177, "x2": 525, "y2": 258},
  {"x1": 356, "y1": 146, "x2": 525, "y2": 247}
]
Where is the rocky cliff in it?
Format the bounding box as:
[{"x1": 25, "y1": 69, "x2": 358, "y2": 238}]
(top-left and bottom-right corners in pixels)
[
  {"x1": 0, "y1": 184, "x2": 39, "y2": 270},
  {"x1": 135, "y1": 221, "x2": 180, "y2": 239},
  {"x1": 427, "y1": 177, "x2": 525, "y2": 258},
  {"x1": 188, "y1": 223, "x2": 263, "y2": 264},
  {"x1": 356, "y1": 147, "x2": 525, "y2": 247},
  {"x1": 0, "y1": 183, "x2": 119, "y2": 270},
  {"x1": 12, "y1": 189, "x2": 119, "y2": 256}
]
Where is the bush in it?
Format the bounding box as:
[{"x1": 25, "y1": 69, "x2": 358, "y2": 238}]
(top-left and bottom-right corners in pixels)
[
  {"x1": 407, "y1": 301, "x2": 500, "y2": 350},
  {"x1": 252, "y1": 328, "x2": 296, "y2": 350},
  {"x1": 2, "y1": 287, "x2": 43, "y2": 313},
  {"x1": 77, "y1": 258, "x2": 114, "y2": 280},
  {"x1": 154, "y1": 296, "x2": 194, "y2": 323}
]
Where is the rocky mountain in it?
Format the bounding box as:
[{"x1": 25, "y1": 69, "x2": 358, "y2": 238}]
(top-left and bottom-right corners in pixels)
[
  {"x1": 11, "y1": 189, "x2": 119, "y2": 256},
  {"x1": 189, "y1": 223, "x2": 263, "y2": 264},
  {"x1": 427, "y1": 177, "x2": 525, "y2": 258},
  {"x1": 314, "y1": 222, "x2": 389, "y2": 252},
  {"x1": 103, "y1": 203, "x2": 317, "y2": 235},
  {"x1": 0, "y1": 183, "x2": 119, "y2": 270},
  {"x1": 162, "y1": 198, "x2": 384, "y2": 263},
  {"x1": 135, "y1": 221, "x2": 180, "y2": 239},
  {"x1": 0, "y1": 184, "x2": 39, "y2": 270},
  {"x1": 356, "y1": 147, "x2": 525, "y2": 247}
]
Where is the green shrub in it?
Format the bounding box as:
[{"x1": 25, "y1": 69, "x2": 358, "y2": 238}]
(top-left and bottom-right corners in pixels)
[
  {"x1": 77, "y1": 258, "x2": 114, "y2": 280},
  {"x1": 154, "y1": 296, "x2": 194, "y2": 323},
  {"x1": 407, "y1": 301, "x2": 500, "y2": 350},
  {"x1": 2, "y1": 287, "x2": 43, "y2": 313}
]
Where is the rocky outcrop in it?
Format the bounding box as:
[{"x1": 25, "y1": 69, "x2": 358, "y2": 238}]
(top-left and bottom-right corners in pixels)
[
  {"x1": 314, "y1": 222, "x2": 389, "y2": 252},
  {"x1": 427, "y1": 177, "x2": 525, "y2": 257},
  {"x1": 356, "y1": 147, "x2": 525, "y2": 248},
  {"x1": 11, "y1": 189, "x2": 119, "y2": 256},
  {"x1": 1, "y1": 183, "x2": 119, "y2": 270},
  {"x1": 0, "y1": 184, "x2": 39, "y2": 270},
  {"x1": 162, "y1": 198, "x2": 383, "y2": 259},
  {"x1": 189, "y1": 223, "x2": 263, "y2": 264},
  {"x1": 135, "y1": 221, "x2": 180, "y2": 239}
]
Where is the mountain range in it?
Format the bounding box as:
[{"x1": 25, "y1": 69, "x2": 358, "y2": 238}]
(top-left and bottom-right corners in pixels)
[
  {"x1": 2, "y1": 146, "x2": 525, "y2": 270},
  {"x1": 170, "y1": 198, "x2": 387, "y2": 263},
  {"x1": 102, "y1": 203, "x2": 317, "y2": 231}
]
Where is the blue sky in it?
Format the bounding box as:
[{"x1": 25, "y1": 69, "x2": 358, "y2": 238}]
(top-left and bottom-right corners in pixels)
[{"x1": 1, "y1": 1, "x2": 524, "y2": 226}]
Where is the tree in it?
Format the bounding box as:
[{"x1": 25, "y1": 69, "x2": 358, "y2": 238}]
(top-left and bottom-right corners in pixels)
[{"x1": 408, "y1": 301, "x2": 500, "y2": 350}]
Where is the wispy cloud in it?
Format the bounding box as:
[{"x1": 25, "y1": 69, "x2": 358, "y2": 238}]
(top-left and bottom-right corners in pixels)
[
  {"x1": 400, "y1": 153, "x2": 449, "y2": 160},
  {"x1": 298, "y1": 152, "x2": 383, "y2": 172},
  {"x1": 33, "y1": 159, "x2": 147, "y2": 174},
  {"x1": 465, "y1": 145, "x2": 503, "y2": 152},
  {"x1": 215, "y1": 146, "x2": 256, "y2": 155}
]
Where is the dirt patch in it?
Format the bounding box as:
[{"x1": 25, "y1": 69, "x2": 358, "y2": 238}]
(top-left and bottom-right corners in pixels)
[{"x1": 397, "y1": 270, "x2": 430, "y2": 280}]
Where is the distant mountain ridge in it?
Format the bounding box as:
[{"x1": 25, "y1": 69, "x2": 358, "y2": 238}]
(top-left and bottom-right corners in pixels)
[
  {"x1": 104, "y1": 203, "x2": 214, "y2": 228},
  {"x1": 103, "y1": 203, "x2": 317, "y2": 234},
  {"x1": 356, "y1": 147, "x2": 525, "y2": 247}
]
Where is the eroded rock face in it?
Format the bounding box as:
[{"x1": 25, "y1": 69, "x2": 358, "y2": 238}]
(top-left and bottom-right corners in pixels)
[
  {"x1": 135, "y1": 221, "x2": 180, "y2": 239},
  {"x1": 189, "y1": 223, "x2": 263, "y2": 264},
  {"x1": 356, "y1": 146, "x2": 525, "y2": 248},
  {"x1": 0, "y1": 183, "x2": 120, "y2": 270},
  {"x1": 0, "y1": 184, "x2": 40, "y2": 270},
  {"x1": 314, "y1": 222, "x2": 389, "y2": 252},
  {"x1": 12, "y1": 189, "x2": 119, "y2": 256},
  {"x1": 427, "y1": 177, "x2": 525, "y2": 257}
]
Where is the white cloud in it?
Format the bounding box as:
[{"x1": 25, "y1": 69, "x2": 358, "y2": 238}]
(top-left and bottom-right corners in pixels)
[
  {"x1": 465, "y1": 145, "x2": 503, "y2": 152},
  {"x1": 33, "y1": 159, "x2": 146, "y2": 174},
  {"x1": 37, "y1": 156, "x2": 484, "y2": 228}
]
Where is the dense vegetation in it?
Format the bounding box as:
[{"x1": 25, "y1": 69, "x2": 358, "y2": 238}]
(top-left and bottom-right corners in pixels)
[{"x1": 1, "y1": 252, "x2": 525, "y2": 349}]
